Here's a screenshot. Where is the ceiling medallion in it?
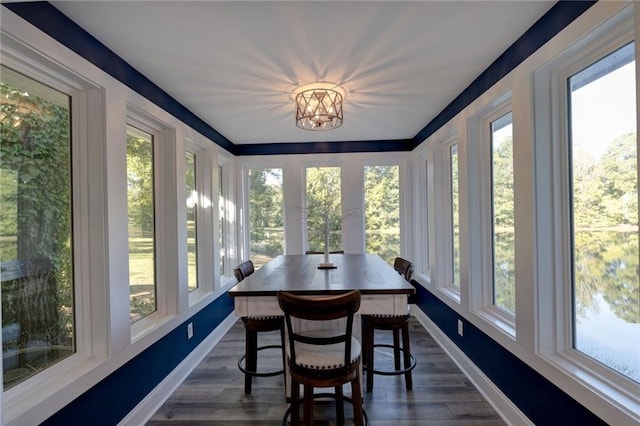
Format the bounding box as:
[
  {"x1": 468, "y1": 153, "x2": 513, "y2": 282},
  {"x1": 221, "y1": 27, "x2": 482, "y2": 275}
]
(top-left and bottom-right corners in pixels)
[{"x1": 294, "y1": 82, "x2": 345, "y2": 131}]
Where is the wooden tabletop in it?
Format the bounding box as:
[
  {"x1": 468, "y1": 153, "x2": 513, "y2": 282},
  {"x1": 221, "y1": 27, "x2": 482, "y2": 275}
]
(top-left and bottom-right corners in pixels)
[{"x1": 228, "y1": 254, "x2": 415, "y2": 297}]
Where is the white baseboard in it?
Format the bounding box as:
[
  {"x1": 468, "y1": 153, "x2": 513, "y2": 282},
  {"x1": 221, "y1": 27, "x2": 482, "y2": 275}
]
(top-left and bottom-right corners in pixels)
[
  {"x1": 411, "y1": 308, "x2": 532, "y2": 426},
  {"x1": 118, "y1": 314, "x2": 238, "y2": 426}
]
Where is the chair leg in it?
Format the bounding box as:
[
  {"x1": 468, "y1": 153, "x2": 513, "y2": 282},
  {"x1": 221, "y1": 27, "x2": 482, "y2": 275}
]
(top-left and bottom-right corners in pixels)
[
  {"x1": 279, "y1": 326, "x2": 286, "y2": 393},
  {"x1": 365, "y1": 324, "x2": 375, "y2": 392},
  {"x1": 290, "y1": 378, "x2": 300, "y2": 425},
  {"x1": 244, "y1": 329, "x2": 257, "y2": 394},
  {"x1": 303, "y1": 383, "x2": 314, "y2": 426},
  {"x1": 351, "y1": 372, "x2": 364, "y2": 426},
  {"x1": 393, "y1": 328, "x2": 401, "y2": 370},
  {"x1": 335, "y1": 385, "x2": 345, "y2": 425},
  {"x1": 402, "y1": 323, "x2": 413, "y2": 391}
]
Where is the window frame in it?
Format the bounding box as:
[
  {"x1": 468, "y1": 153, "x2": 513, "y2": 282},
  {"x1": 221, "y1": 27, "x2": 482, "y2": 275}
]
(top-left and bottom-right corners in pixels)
[
  {"x1": 245, "y1": 166, "x2": 285, "y2": 268},
  {"x1": 184, "y1": 138, "x2": 216, "y2": 304},
  {"x1": 218, "y1": 154, "x2": 235, "y2": 284},
  {"x1": 0, "y1": 32, "x2": 110, "y2": 423},
  {"x1": 126, "y1": 110, "x2": 176, "y2": 338},
  {"x1": 533, "y1": 3, "x2": 640, "y2": 406},
  {"x1": 363, "y1": 162, "x2": 403, "y2": 266},
  {"x1": 431, "y1": 134, "x2": 462, "y2": 302},
  {"x1": 467, "y1": 93, "x2": 517, "y2": 336}
]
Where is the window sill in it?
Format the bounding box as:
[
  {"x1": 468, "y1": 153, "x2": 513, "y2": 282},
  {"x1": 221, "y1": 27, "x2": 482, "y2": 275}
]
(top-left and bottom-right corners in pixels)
[{"x1": 539, "y1": 351, "x2": 640, "y2": 423}]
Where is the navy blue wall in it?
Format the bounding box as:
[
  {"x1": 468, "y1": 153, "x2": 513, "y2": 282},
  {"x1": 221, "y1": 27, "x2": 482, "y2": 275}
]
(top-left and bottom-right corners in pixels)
[
  {"x1": 41, "y1": 294, "x2": 234, "y2": 426},
  {"x1": 412, "y1": 283, "x2": 607, "y2": 426}
]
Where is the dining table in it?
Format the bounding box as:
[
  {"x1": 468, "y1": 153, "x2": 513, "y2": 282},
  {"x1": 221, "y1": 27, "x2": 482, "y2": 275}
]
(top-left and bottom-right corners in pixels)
[{"x1": 228, "y1": 253, "x2": 416, "y2": 397}]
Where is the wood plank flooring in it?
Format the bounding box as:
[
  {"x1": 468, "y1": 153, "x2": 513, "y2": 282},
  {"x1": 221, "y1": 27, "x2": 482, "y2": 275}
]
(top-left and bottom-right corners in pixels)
[{"x1": 147, "y1": 318, "x2": 506, "y2": 426}]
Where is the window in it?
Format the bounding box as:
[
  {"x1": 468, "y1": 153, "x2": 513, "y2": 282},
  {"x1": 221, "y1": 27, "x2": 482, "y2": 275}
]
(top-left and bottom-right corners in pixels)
[
  {"x1": 306, "y1": 167, "x2": 342, "y2": 253},
  {"x1": 185, "y1": 151, "x2": 198, "y2": 292},
  {"x1": 450, "y1": 145, "x2": 460, "y2": 289},
  {"x1": 491, "y1": 112, "x2": 515, "y2": 315},
  {"x1": 248, "y1": 168, "x2": 283, "y2": 269},
  {"x1": 127, "y1": 124, "x2": 156, "y2": 323},
  {"x1": 568, "y1": 41, "x2": 639, "y2": 383},
  {"x1": 218, "y1": 164, "x2": 227, "y2": 277},
  {"x1": 364, "y1": 165, "x2": 400, "y2": 265},
  {"x1": 1, "y1": 66, "x2": 74, "y2": 389}
]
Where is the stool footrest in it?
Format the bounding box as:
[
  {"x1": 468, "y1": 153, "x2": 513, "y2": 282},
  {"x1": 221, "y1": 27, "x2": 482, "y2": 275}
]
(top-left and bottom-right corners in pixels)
[
  {"x1": 367, "y1": 343, "x2": 416, "y2": 376},
  {"x1": 238, "y1": 344, "x2": 285, "y2": 377}
]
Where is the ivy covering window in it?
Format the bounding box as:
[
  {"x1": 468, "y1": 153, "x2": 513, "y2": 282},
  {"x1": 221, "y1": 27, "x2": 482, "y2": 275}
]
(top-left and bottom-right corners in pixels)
[
  {"x1": 568, "y1": 41, "x2": 639, "y2": 382},
  {"x1": 127, "y1": 125, "x2": 157, "y2": 323},
  {"x1": 1, "y1": 66, "x2": 74, "y2": 389}
]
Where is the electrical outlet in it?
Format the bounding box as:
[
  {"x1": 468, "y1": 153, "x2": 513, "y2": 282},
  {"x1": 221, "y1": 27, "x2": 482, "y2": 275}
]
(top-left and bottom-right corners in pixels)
[
  {"x1": 187, "y1": 322, "x2": 194, "y2": 340},
  {"x1": 457, "y1": 319, "x2": 463, "y2": 336}
]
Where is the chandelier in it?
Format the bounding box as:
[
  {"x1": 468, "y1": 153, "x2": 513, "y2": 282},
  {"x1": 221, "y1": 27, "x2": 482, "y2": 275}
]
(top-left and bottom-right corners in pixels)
[{"x1": 294, "y1": 83, "x2": 344, "y2": 131}]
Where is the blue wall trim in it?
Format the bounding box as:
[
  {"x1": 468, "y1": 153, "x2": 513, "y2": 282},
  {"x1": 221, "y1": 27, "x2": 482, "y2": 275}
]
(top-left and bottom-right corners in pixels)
[
  {"x1": 411, "y1": 283, "x2": 607, "y2": 426},
  {"x1": 234, "y1": 139, "x2": 413, "y2": 156},
  {"x1": 4, "y1": 1, "x2": 595, "y2": 155},
  {"x1": 40, "y1": 294, "x2": 234, "y2": 425},
  {"x1": 411, "y1": 0, "x2": 597, "y2": 147}
]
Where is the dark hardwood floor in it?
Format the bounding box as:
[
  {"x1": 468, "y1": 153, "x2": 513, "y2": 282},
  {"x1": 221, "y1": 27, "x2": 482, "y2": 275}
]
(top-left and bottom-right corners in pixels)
[{"x1": 147, "y1": 317, "x2": 506, "y2": 425}]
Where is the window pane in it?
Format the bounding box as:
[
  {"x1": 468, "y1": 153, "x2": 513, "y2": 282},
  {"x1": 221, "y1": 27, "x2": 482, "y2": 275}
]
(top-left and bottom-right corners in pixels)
[
  {"x1": 127, "y1": 125, "x2": 156, "y2": 323},
  {"x1": 1, "y1": 66, "x2": 74, "y2": 388},
  {"x1": 568, "y1": 42, "x2": 639, "y2": 382},
  {"x1": 365, "y1": 165, "x2": 400, "y2": 265},
  {"x1": 185, "y1": 151, "x2": 198, "y2": 292},
  {"x1": 248, "y1": 168, "x2": 283, "y2": 269},
  {"x1": 451, "y1": 145, "x2": 460, "y2": 288},
  {"x1": 491, "y1": 112, "x2": 515, "y2": 314},
  {"x1": 218, "y1": 165, "x2": 224, "y2": 276},
  {"x1": 306, "y1": 167, "x2": 342, "y2": 253}
]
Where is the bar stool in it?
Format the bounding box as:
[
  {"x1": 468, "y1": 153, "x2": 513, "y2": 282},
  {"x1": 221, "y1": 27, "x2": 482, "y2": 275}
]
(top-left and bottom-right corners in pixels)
[
  {"x1": 234, "y1": 260, "x2": 285, "y2": 394},
  {"x1": 361, "y1": 257, "x2": 416, "y2": 392},
  {"x1": 278, "y1": 290, "x2": 367, "y2": 426}
]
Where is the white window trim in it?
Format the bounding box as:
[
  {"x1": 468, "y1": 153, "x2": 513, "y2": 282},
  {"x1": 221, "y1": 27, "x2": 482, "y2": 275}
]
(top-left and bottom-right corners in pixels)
[
  {"x1": 467, "y1": 92, "x2": 517, "y2": 337},
  {"x1": 126, "y1": 110, "x2": 177, "y2": 340},
  {"x1": 1, "y1": 28, "x2": 111, "y2": 425},
  {"x1": 184, "y1": 138, "x2": 216, "y2": 305},
  {"x1": 431, "y1": 134, "x2": 461, "y2": 303},
  {"x1": 218, "y1": 154, "x2": 236, "y2": 285},
  {"x1": 533, "y1": 3, "x2": 640, "y2": 413}
]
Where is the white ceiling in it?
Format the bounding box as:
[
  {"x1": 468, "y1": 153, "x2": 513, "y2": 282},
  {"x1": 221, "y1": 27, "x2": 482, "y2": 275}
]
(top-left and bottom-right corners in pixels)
[{"x1": 49, "y1": 1, "x2": 554, "y2": 145}]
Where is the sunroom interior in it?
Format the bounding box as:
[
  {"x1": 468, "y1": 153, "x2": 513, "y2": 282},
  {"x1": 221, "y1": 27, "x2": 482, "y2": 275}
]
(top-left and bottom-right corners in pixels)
[{"x1": 1, "y1": 1, "x2": 639, "y2": 425}]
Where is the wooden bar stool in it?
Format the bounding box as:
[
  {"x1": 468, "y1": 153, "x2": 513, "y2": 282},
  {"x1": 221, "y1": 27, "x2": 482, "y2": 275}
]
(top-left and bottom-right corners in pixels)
[
  {"x1": 278, "y1": 290, "x2": 367, "y2": 426},
  {"x1": 361, "y1": 257, "x2": 416, "y2": 392},
  {"x1": 234, "y1": 260, "x2": 285, "y2": 395}
]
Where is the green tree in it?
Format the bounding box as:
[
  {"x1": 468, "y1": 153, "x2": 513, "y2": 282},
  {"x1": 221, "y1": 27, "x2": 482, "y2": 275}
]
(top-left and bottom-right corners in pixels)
[
  {"x1": 365, "y1": 165, "x2": 399, "y2": 264},
  {"x1": 126, "y1": 133, "x2": 154, "y2": 234},
  {"x1": 306, "y1": 167, "x2": 342, "y2": 252},
  {"x1": 248, "y1": 168, "x2": 283, "y2": 265}
]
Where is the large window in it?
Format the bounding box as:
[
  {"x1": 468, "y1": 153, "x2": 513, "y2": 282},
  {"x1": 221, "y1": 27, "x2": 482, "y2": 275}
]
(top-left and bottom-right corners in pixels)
[
  {"x1": 248, "y1": 168, "x2": 283, "y2": 269},
  {"x1": 1, "y1": 66, "x2": 74, "y2": 389},
  {"x1": 127, "y1": 124, "x2": 157, "y2": 323},
  {"x1": 306, "y1": 167, "x2": 342, "y2": 253},
  {"x1": 568, "y1": 41, "x2": 639, "y2": 383},
  {"x1": 185, "y1": 151, "x2": 198, "y2": 292},
  {"x1": 491, "y1": 112, "x2": 515, "y2": 314},
  {"x1": 364, "y1": 165, "x2": 400, "y2": 265}
]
